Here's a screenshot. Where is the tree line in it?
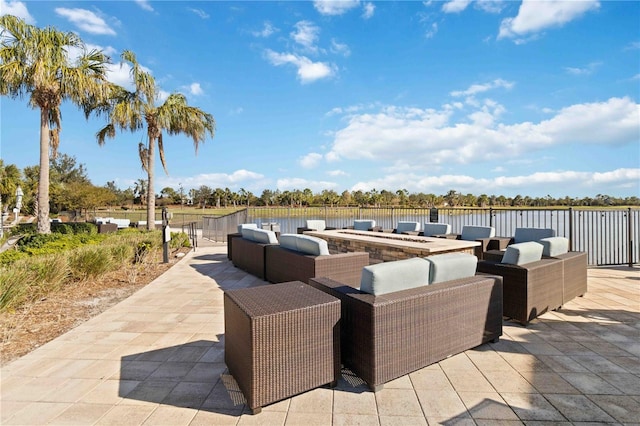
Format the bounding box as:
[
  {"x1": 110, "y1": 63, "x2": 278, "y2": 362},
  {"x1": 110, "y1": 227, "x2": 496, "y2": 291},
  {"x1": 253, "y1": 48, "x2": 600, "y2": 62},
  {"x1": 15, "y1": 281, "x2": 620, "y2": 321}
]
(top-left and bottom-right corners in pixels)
[{"x1": 2, "y1": 156, "x2": 637, "y2": 220}]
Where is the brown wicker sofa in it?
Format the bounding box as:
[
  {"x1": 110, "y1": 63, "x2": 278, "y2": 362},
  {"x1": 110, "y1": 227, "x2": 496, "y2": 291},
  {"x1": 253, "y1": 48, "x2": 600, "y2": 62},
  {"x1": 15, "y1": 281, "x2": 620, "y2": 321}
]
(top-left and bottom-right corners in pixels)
[
  {"x1": 477, "y1": 241, "x2": 565, "y2": 325},
  {"x1": 231, "y1": 228, "x2": 279, "y2": 280},
  {"x1": 265, "y1": 234, "x2": 369, "y2": 286},
  {"x1": 309, "y1": 254, "x2": 503, "y2": 391}
]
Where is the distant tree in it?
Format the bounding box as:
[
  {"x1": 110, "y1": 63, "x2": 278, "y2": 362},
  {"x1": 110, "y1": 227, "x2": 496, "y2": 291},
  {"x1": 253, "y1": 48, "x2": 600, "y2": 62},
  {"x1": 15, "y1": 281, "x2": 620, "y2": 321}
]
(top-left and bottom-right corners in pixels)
[
  {"x1": 96, "y1": 50, "x2": 215, "y2": 229},
  {"x1": 134, "y1": 179, "x2": 147, "y2": 206},
  {"x1": 0, "y1": 15, "x2": 110, "y2": 233},
  {"x1": 0, "y1": 160, "x2": 22, "y2": 210}
]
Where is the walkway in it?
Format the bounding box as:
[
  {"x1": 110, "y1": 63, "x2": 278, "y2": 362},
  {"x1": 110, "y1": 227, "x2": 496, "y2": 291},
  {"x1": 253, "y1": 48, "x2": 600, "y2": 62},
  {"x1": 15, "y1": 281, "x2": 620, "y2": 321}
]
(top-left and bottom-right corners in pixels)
[{"x1": 1, "y1": 243, "x2": 638, "y2": 425}]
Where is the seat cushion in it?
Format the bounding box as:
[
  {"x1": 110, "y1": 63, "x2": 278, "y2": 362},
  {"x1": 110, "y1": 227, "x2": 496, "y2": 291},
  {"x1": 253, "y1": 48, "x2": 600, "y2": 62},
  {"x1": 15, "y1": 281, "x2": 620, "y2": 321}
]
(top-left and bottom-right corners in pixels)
[
  {"x1": 353, "y1": 220, "x2": 376, "y2": 231},
  {"x1": 539, "y1": 237, "x2": 569, "y2": 257},
  {"x1": 360, "y1": 257, "x2": 431, "y2": 296},
  {"x1": 422, "y1": 223, "x2": 451, "y2": 236},
  {"x1": 425, "y1": 253, "x2": 478, "y2": 284},
  {"x1": 237, "y1": 223, "x2": 258, "y2": 233},
  {"x1": 395, "y1": 221, "x2": 420, "y2": 233},
  {"x1": 501, "y1": 241, "x2": 543, "y2": 265},
  {"x1": 514, "y1": 228, "x2": 556, "y2": 243},
  {"x1": 461, "y1": 226, "x2": 495, "y2": 240},
  {"x1": 242, "y1": 228, "x2": 278, "y2": 244},
  {"x1": 306, "y1": 220, "x2": 326, "y2": 231}
]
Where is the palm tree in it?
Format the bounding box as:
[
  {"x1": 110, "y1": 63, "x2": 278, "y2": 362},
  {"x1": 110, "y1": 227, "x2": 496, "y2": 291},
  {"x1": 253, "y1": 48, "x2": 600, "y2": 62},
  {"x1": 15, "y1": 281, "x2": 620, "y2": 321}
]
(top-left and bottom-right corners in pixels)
[
  {"x1": 0, "y1": 15, "x2": 111, "y2": 233},
  {"x1": 96, "y1": 50, "x2": 215, "y2": 230}
]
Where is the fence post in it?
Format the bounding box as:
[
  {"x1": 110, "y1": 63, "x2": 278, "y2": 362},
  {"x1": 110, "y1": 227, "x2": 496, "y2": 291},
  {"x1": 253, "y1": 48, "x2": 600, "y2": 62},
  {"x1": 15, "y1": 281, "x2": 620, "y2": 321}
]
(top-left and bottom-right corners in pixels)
[
  {"x1": 628, "y1": 208, "x2": 633, "y2": 268},
  {"x1": 489, "y1": 207, "x2": 493, "y2": 228},
  {"x1": 568, "y1": 207, "x2": 573, "y2": 251}
]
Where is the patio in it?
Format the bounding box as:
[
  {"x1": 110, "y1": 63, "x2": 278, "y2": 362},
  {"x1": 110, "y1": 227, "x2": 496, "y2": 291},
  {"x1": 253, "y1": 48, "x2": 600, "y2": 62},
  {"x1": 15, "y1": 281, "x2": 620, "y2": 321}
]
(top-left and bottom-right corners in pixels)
[{"x1": 1, "y1": 241, "x2": 638, "y2": 425}]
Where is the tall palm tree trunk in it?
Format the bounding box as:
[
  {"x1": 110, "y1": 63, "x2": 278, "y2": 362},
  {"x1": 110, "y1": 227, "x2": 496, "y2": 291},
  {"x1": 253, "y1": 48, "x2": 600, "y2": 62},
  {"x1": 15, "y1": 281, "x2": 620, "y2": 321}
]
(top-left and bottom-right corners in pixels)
[
  {"x1": 146, "y1": 138, "x2": 155, "y2": 230},
  {"x1": 37, "y1": 109, "x2": 51, "y2": 234}
]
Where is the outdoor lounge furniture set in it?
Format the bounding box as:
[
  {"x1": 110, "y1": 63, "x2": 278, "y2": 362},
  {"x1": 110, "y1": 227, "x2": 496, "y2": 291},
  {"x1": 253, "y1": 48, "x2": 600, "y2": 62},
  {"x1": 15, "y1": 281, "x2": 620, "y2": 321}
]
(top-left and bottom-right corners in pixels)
[{"x1": 225, "y1": 224, "x2": 587, "y2": 413}]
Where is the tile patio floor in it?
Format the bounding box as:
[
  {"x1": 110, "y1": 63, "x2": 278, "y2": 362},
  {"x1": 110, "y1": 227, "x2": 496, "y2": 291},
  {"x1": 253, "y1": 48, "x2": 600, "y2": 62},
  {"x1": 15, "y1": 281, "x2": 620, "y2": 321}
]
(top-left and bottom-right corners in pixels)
[{"x1": 1, "y1": 242, "x2": 638, "y2": 425}]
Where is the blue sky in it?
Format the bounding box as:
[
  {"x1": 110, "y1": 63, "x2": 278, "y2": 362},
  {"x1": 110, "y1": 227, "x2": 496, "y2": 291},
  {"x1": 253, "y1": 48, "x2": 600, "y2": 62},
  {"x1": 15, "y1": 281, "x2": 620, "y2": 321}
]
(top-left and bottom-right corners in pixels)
[{"x1": 1, "y1": 0, "x2": 639, "y2": 198}]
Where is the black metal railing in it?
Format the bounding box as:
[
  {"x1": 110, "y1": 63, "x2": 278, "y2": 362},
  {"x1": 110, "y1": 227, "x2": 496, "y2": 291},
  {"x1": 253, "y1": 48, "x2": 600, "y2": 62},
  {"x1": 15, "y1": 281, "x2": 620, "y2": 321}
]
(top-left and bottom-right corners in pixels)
[{"x1": 200, "y1": 206, "x2": 638, "y2": 267}]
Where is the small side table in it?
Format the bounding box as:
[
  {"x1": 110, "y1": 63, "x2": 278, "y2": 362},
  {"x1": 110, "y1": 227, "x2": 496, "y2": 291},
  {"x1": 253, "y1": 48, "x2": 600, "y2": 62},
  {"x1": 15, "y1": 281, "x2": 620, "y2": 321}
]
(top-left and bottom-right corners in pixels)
[
  {"x1": 488, "y1": 237, "x2": 513, "y2": 251},
  {"x1": 224, "y1": 281, "x2": 341, "y2": 414}
]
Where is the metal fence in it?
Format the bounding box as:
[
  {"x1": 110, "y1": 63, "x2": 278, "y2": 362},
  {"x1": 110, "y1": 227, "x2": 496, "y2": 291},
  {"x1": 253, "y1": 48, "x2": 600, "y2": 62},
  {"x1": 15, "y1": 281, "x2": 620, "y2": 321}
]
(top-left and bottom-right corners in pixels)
[{"x1": 201, "y1": 206, "x2": 639, "y2": 267}]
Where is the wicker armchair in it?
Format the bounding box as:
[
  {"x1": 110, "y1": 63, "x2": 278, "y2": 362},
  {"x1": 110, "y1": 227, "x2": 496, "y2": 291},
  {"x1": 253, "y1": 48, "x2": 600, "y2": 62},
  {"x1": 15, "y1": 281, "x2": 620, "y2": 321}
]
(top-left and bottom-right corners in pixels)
[
  {"x1": 231, "y1": 229, "x2": 279, "y2": 280},
  {"x1": 308, "y1": 274, "x2": 503, "y2": 391},
  {"x1": 477, "y1": 256, "x2": 564, "y2": 325}
]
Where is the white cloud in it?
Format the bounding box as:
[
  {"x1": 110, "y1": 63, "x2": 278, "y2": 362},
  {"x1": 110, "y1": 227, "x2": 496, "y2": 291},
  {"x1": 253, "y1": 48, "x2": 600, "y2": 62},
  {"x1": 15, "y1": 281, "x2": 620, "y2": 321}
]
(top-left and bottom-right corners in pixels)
[
  {"x1": 313, "y1": 0, "x2": 360, "y2": 16},
  {"x1": 631, "y1": 74, "x2": 640, "y2": 81},
  {"x1": 253, "y1": 21, "x2": 277, "y2": 38},
  {"x1": 1, "y1": 0, "x2": 35, "y2": 24},
  {"x1": 623, "y1": 41, "x2": 640, "y2": 51},
  {"x1": 134, "y1": 0, "x2": 153, "y2": 12},
  {"x1": 362, "y1": 2, "x2": 375, "y2": 19},
  {"x1": 425, "y1": 22, "x2": 438, "y2": 39},
  {"x1": 55, "y1": 8, "x2": 116, "y2": 36},
  {"x1": 276, "y1": 177, "x2": 338, "y2": 192},
  {"x1": 475, "y1": 0, "x2": 505, "y2": 14},
  {"x1": 499, "y1": 0, "x2": 600, "y2": 40},
  {"x1": 300, "y1": 153, "x2": 323, "y2": 168},
  {"x1": 265, "y1": 49, "x2": 336, "y2": 83},
  {"x1": 188, "y1": 8, "x2": 209, "y2": 19},
  {"x1": 564, "y1": 61, "x2": 601, "y2": 76},
  {"x1": 450, "y1": 79, "x2": 514, "y2": 97},
  {"x1": 442, "y1": 0, "x2": 471, "y2": 14},
  {"x1": 327, "y1": 170, "x2": 348, "y2": 177},
  {"x1": 348, "y1": 168, "x2": 640, "y2": 196},
  {"x1": 330, "y1": 39, "x2": 351, "y2": 57},
  {"x1": 325, "y1": 97, "x2": 639, "y2": 168},
  {"x1": 188, "y1": 82, "x2": 203, "y2": 96},
  {"x1": 159, "y1": 170, "x2": 267, "y2": 191},
  {"x1": 291, "y1": 21, "x2": 320, "y2": 52}
]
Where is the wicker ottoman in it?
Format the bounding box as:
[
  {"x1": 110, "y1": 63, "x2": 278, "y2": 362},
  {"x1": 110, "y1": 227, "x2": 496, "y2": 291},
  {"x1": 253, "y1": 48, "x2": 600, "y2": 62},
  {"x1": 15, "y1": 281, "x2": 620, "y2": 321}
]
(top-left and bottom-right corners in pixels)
[{"x1": 224, "y1": 281, "x2": 341, "y2": 414}]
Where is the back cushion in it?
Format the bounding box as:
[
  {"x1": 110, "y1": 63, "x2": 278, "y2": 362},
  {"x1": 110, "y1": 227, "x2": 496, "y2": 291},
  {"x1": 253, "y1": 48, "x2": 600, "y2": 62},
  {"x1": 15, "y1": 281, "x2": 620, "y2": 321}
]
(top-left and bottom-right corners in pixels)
[
  {"x1": 278, "y1": 234, "x2": 330, "y2": 255},
  {"x1": 306, "y1": 220, "x2": 326, "y2": 231},
  {"x1": 360, "y1": 258, "x2": 431, "y2": 296},
  {"x1": 237, "y1": 223, "x2": 258, "y2": 233},
  {"x1": 244, "y1": 228, "x2": 278, "y2": 244},
  {"x1": 295, "y1": 235, "x2": 330, "y2": 255},
  {"x1": 396, "y1": 221, "x2": 420, "y2": 233},
  {"x1": 501, "y1": 241, "x2": 543, "y2": 265},
  {"x1": 423, "y1": 223, "x2": 451, "y2": 236},
  {"x1": 539, "y1": 237, "x2": 569, "y2": 257},
  {"x1": 426, "y1": 253, "x2": 478, "y2": 284},
  {"x1": 278, "y1": 234, "x2": 300, "y2": 251},
  {"x1": 353, "y1": 220, "x2": 376, "y2": 231},
  {"x1": 461, "y1": 226, "x2": 495, "y2": 240},
  {"x1": 514, "y1": 228, "x2": 556, "y2": 243}
]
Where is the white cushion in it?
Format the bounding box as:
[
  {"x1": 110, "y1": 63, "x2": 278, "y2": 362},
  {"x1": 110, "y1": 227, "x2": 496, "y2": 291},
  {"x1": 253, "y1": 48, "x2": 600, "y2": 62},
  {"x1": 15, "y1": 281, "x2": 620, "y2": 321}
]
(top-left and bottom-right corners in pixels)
[
  {"x1": 278, "y1": 234, "x2": 330, "y2": 255},
  {"x1": 422, "y1": 223, "x2": 451, "y2": 236},
  {"x1": 242, "y1": 228, "x2": 278, "y2": 244},
  {"x1": 360, "y1": 258, "x2": 431, "y2": 296},
  {"x1": 514, "y1": 228, "x2": 556, "y2": 243},
  {"x1": 501, "y1": 241, "x2": 543, "y2": 265},
  {"x1": 395, "y1": 221, "x2": 420, "y2": 233},
  {"x1": 461, "y1": 226, "x2": 495, "y2": 240},
  {"x1": 237, "y1": 223, "x2": 258, "y2": 233},
  {"x1": 539, "y1": 237, "x2": 569, "y2": 257},
  {"x1": 305, "y1": 220, "x2": 326, "y2": 231},
  {"x1": 353, "y1": 220, "x2": 376, "y2": 231},
  {"x1": 426, "y1": 253, "x2": 478, "y2": 284}
]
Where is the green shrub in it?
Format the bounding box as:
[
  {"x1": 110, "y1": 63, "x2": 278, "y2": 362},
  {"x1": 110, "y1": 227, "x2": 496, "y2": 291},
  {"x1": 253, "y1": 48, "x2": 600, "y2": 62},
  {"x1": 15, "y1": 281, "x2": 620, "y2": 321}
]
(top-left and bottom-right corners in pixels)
[
  {"x1": 0, "y1": 267, "x2": 32, "y2": 311},
  {"x1": 134, "y1": 240, "x2": 153, "y2": 264},
  {"x1": 0, "y1": 249, "x2": 29, "y2": 265},
  {"x1": 170, "y1": 232, "x2": 192, "y2": 248},
  {"x1": 27, "y1": 253, "x2": 70, "y2": 296},
  {"x1": 69, "y1": 246, "x2": 115, "y2": 280}
]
